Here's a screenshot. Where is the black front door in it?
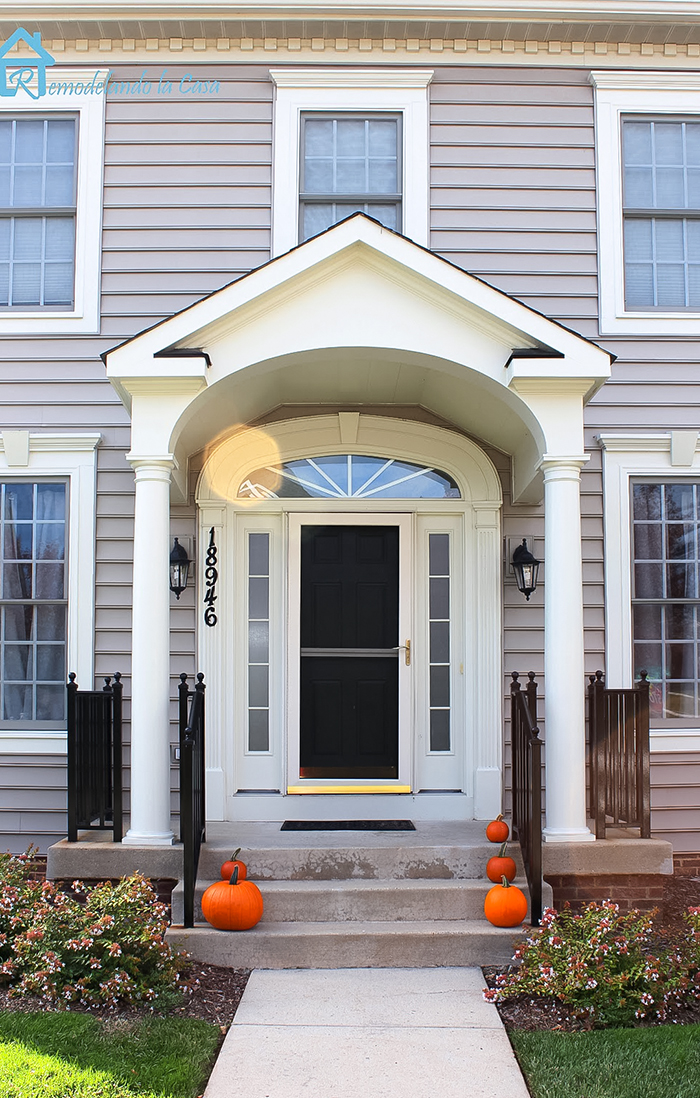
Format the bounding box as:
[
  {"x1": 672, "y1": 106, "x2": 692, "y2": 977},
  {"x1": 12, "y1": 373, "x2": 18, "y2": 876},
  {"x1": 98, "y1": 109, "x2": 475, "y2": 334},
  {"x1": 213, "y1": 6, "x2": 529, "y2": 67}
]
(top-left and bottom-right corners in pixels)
[{"x1": 299, "y1": 525, "x2": 399, "y2": 779}]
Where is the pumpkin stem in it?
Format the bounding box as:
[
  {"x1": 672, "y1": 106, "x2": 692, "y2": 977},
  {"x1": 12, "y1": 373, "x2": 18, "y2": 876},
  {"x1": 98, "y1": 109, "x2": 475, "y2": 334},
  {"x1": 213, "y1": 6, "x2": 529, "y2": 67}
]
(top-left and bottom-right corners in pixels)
[
  {"x1": 231, "y1": 847, "x2": 241, "y2": 860},
  {"x1": 498, "y1": 841, "x2": 508, "y2": 857},
  {"x1": 501, "y1": 875, "x2": 511, "y2": 888},
  {"x1": 229, "y1": 865, "x2": 240, "y2": 886},
  {"x1": 496, "y1": 813, "x2": 504, "y2": 822}
]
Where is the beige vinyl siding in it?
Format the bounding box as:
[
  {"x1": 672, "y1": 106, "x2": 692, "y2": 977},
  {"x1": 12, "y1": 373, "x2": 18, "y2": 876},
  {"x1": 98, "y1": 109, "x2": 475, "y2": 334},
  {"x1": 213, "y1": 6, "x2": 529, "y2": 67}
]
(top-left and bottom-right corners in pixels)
[
  {"x1": 651, "y1": 754, "x2": 700, "y2": 853},
  {"x1": 0, "y1": 756, "x2": 67, "y2": 854}
]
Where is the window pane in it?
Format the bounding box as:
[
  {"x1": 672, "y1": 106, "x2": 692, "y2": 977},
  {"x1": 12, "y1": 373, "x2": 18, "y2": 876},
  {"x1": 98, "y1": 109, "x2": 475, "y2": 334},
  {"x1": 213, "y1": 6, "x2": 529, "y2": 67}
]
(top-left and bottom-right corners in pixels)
[
  {"x1": 249, "y1": 577, "x2": 269, "y2": 619},
  {"x1": 665, "y1": 483, "x2": 695, "y2": 519},
  {"x1": 249, "y1": 620, "x2": 269, "y2": 663},
  {"x1": 635, "y1": 562, "x2": 663, "y2": 598},
  {"x1": 429, "y1": 533, "x2": 450, "y2": 575},
  {"x1": 4, "y1": 683, "x2": 31, "y2": 720},
  {"x1": 302, "y1": 203, "x2": 335, "y2": 240},
  {"x1": 335, "y1": 158, "x2": 365, "y2": 192},
  {"x1": 429, "y1": 577, "x2": 449, "y2": 618},
  {"x1": 624, "y1": 166, "x2": 653, "y2": 208},
  {"x1": 429, "y1": 709, "x2": 450, "y2": 753},
  {"x1": 656, "y1": 168, "x2": 684, "y2": 207},
  {"x1": 36, "y1": 484, "x2": 65, "y2": 521},
  {"x1": 633, "y1": 523, "x2": 662, "y2": 559},
  {"x1": 249, "y1": 532, "x2": 269, "y2": 575},
  {"x1": 336, "y1": 119, "x2": 365, "y2": 156},
  {"x1": 633, "y1": 603, "x2": 662, "y2": 639},
  {"x1": 45, "y1": 165, "x2": 74, "y2": 207},
  {"x1": 248, "y1": 664, "x2": 269, "y2": 708},
  {"x1": 36, "y1": 605, "x2": 64, "y2": 641},
  {"x1": 4, "y1": 522, "x2": 32, "y2": 560},
  {"x1": 304, "y1": 157, "x2": 333, "y2": 193},
  {"x1": 36, "y1": 684, "x2": 64, "y2": 721},
  {"x1": 633, "y1": 484, "x2": 662, "y2": 520},
  {"x1": 15, "y1": 120, "x2": 44, "y2": 164},
  {"x1": 430, "y1": 621, "x2": 449, "y2": 663},
  {"x1": 37, "y1": 644, "x2": 64, "y2": 681},
  {"x1": 656, "y1": 264, "x2": 686, "y2": 308},
  {"x1": 4, "y1": 563, "x2": 32, "y2": 599},
  {"x1": 624, "y1": 121, "x2": 652, "y2": 165},
  {"x1": 367, "y1": 203, "x2": 399, "y2": 229},
  {"x1": 305, "y1": 119, "x2": 333, "y2": 156},
  {"x1": 5, "y1": 645, "x2": 32, "y2": 680},
  {"x1": 13, "y1": 166, "x2": 42, "y2": 207},
  {"x1": 46, "y1": 119, "x2": 75, "y2": 164},
  {"x1": 430, "y1": 665, "x2": 450, "y2": 707},
  {"x1": 655, "y1": 123, "x2": 683, "y2": 165},
  {"x1": 0, "y1": 121, "x2": 11, "y2": 163},
  {"x1": 248, "y1": 709, "x2": 269, "y2": 752},
  {"x1": 368, "y1": 120, "x2": 397, "y2": 157}
]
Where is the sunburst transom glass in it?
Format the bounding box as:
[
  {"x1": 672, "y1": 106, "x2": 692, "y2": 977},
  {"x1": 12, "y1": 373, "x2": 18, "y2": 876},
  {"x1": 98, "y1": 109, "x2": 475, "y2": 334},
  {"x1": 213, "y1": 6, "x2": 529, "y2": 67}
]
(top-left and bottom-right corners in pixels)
[{"x1": 238, "y1": 455, "x2": 461, "y2": 500}]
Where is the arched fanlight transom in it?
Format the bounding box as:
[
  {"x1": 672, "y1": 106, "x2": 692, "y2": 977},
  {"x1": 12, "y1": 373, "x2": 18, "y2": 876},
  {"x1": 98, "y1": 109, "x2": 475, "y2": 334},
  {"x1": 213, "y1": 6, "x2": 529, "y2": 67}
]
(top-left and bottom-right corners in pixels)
[{"x1": 238, "y1": 455, "x2": 461, "y2": 500}]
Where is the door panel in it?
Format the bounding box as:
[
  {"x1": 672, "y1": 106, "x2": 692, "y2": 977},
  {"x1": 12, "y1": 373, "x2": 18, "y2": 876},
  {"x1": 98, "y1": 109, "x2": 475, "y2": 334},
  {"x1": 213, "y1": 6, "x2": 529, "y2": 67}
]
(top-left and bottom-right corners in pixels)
[{"x1": 300, "y1": 525, "x2": 399, "y2": 778}]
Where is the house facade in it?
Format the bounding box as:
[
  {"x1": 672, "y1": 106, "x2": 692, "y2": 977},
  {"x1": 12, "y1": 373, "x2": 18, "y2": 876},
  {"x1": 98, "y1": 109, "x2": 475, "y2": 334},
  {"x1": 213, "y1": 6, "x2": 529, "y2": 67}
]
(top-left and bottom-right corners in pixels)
[{"x1": 1, "y1": 2, "x2": 699, "y2": 867}]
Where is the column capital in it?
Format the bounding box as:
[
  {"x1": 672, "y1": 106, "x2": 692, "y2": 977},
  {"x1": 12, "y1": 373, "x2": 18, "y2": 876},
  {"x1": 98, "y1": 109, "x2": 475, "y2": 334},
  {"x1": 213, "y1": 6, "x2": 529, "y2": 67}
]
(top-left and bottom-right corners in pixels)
[
  {"x1": 538, "y1": 454, "x2": 590, "y2": 481},
  {"x1": 128, "y1": 455, "x2": 177, "y2": 482}
]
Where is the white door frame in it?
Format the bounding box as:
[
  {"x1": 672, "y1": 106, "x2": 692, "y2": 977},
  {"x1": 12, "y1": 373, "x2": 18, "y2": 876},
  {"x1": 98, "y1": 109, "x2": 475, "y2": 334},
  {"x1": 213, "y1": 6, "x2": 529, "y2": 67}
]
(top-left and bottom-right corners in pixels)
[{"x1": 287, "y1": 512, "x2": 413, "y2": 794}]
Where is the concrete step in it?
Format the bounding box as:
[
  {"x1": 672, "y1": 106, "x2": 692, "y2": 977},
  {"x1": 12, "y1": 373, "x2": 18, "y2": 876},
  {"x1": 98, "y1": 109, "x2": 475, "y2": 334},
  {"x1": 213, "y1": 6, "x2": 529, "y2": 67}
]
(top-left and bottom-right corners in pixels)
[
  {"x1": 171, "y1": 876, "x2": 544, "y2": 926},
  {"x1": 167, "y1": 918, "x2": 524, "y2": 968},
  {"x1": 197, "y1": 841, "x2": 504, "y2": 882}
]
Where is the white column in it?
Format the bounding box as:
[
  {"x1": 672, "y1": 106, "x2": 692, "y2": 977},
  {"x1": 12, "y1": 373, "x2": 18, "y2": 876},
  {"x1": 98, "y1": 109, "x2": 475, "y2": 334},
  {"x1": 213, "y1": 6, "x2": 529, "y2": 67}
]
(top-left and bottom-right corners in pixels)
[
  {"x1": 541, "y1": 457, "x2": 595, "y2": 843},
  {"x1": 123, "y1": 458, "x2": 174, "y2": 846}
]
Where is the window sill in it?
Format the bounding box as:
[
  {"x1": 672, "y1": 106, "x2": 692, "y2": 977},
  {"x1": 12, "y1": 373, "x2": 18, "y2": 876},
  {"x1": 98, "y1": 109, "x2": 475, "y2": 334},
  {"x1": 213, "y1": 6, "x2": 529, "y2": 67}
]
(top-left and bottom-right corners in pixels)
[
  {"x1": 651, "y1": 728, "x2": 700, "y2": 753},
  {"x1": 0, "y1": 729, "x2": 67, "y2": 755},
  {"x1": 600, "y1": 309, "x2": 700, "y2": 338},
  {"x1": 0, "y1": 309, "x2": 98, "y2": 335}
]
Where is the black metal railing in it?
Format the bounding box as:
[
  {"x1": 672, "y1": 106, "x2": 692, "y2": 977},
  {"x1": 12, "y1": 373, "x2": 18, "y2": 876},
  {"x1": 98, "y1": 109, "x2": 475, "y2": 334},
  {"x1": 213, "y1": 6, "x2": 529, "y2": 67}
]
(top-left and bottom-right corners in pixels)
[
  {"x1": 510, "y1": 671, "x2": 543, "y2": 926},
  {"x1": 588, "y1": 669, "x2": 651, "y2": 840},
  {"x1": 179, "y1": 672, "x2": 206, "y2": 929},
  {"x1": 67, "y1": 672, "x2": 123, "y2": 842}
]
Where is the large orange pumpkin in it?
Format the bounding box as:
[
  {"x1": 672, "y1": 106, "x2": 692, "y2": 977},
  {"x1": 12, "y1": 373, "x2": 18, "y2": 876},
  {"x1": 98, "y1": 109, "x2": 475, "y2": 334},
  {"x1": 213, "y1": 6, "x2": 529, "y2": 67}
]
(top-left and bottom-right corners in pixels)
[
  {"x1": 486, "y1": 842, "x2": 517, "y2": 884},
  {"x1": 201, "y1": 867, "x2": 263, "y2": 931},
  {"x1": 485, "y1": 814, "x2": 509, "y2": 843},
  {"x1": 220, "y1": 847, "x2": 247, "y2": 881},
  {"x1": 484, "y1": 875, "x2": 528, "y2": 928}
]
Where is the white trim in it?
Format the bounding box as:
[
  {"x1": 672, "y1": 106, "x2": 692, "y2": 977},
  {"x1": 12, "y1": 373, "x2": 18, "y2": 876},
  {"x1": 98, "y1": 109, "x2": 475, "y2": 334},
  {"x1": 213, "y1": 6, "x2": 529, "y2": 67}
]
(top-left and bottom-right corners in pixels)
[
  {"x1": 592, "y1": 70, "x2": 700, "y2": 337},
  {"x1": 270, "y1": 68, "x2": 432, "y2": 256},
  {"x1": 598, "y1": 431, "x2": 700, "y2": 698},
  {"x1": 651, "y1": 729, "x2": 700, "y2": 753},
  {"x1": 0, "y1": 431, "x2": 100, "y2": 755},
  {"x1": 0, "y1": 68, "x2": 106, "y2": 335}
]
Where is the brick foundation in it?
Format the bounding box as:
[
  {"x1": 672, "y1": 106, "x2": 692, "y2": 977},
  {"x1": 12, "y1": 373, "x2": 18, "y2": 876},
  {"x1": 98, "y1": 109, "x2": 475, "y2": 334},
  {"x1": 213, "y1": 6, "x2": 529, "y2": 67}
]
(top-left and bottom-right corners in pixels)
[
  {"x1": 673, "y1": 853, "x2": 700, "y2": 877},
  {"x1": 544, "y1": 872, "x2": 667, "y2": 912}
]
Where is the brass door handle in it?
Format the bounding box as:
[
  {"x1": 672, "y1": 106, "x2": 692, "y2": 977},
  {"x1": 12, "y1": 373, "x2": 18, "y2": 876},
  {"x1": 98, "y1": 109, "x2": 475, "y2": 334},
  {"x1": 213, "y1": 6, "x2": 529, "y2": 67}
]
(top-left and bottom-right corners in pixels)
[{"x1": 393, "y1": 641, "x2": 411, "y2": 666}]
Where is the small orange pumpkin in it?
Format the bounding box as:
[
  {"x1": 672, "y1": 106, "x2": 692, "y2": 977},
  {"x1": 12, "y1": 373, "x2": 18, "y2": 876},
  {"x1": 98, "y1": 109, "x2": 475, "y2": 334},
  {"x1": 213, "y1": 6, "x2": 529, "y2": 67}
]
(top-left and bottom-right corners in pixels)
[
  {"x1": 201, "y1": 866, "x2": 263, "y2": 931},
  {"x1": 485, "y1": 814, "x2": 509, "y2": 843},
  {"x1": 220, "y1": 847, "x2": 248, "y2": 881},
  {"x1": 486, "y1": 842, "x2": 517, "y2": 884},
  {"x1": 484, "y1": 875, "x2": 528, "y2": 928}
]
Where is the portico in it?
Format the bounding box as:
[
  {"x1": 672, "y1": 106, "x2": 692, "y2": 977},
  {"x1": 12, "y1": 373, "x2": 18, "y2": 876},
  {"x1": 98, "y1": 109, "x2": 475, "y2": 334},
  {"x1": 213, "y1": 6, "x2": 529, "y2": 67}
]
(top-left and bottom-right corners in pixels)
[{"x1": 103, "y1": 214, "x2": 612, "y2": 846}]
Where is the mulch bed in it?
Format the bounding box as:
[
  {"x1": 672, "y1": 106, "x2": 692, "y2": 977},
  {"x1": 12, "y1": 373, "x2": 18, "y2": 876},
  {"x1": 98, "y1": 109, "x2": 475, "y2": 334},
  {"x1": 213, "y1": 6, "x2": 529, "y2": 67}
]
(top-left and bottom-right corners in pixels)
[
  {"x1": 0, "y1": 963, "x2": 251, "y2": 1029},
  {"x1": 484, "y1": 873, "x2": 700, "y2": 1032}
]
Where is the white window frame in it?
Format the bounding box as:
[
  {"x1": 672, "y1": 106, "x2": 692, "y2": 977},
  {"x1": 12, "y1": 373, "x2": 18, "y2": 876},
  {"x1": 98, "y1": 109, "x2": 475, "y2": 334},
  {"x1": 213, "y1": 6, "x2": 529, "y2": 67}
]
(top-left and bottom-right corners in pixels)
[
  {"x1": 0, "y1": 431, "x2": 100, "y2": 753},
  {"x1": 0, "y1": 69, "x2": 106, "y2": 335},
  {"x1": 270, "y1": 69, "x2": 432, "y2": 257},
  {"x1": 599, "y1": 431, "x2": 700, "y2": 752},
  {"x1": 592, "y1": 71, "x2": 700, "y2": 336}
]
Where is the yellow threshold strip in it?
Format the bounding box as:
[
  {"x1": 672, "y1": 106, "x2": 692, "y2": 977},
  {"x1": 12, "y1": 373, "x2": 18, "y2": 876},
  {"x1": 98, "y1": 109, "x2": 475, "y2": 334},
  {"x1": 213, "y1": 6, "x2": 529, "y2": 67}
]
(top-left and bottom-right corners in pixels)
[{"x1": 287, "y1": 785, "x2": 412, "y2": 794}]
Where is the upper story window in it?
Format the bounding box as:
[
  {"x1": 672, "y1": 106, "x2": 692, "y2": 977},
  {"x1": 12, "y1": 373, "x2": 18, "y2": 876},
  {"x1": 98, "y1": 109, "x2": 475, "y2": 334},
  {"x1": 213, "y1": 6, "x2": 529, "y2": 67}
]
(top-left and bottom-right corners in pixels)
[
  {"x1": 592, "y1": 71, "x2": 700, "y2": 336},
  {"x1": 270, "y1": 69, "x2": 432, "y2": 257},
  {"x1": 623, "y1": 119, "x2": 700, "y2": 310},
  {"x1": 0, "y1": 117, "x2": 76, "y2": 310},
  {"x1": 0, "y1": 68, "x2": 106, "y2": 335},
  {"x1": 300, "y1": 114, "x2": 401, "y2": 242}
]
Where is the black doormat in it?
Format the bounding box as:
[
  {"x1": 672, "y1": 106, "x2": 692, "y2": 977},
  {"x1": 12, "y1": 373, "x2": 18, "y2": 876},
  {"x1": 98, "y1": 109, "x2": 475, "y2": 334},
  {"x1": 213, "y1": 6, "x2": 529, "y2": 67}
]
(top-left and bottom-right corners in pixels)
[{"x1": 280, "y1": 820, "x2": 416, "y2": 831}]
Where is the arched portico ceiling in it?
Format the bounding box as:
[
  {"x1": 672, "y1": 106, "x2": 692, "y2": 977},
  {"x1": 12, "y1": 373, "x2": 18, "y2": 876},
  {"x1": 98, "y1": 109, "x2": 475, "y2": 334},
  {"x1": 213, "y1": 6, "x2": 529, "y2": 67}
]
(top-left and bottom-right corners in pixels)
[{"x1": 103, "y1": 214, "x2": 613, "y2": 504}]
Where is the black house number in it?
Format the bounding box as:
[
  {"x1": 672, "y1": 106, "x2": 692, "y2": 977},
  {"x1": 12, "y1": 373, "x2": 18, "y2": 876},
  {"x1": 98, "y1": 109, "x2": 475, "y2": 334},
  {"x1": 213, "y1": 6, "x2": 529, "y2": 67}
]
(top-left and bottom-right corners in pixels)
[{"x1": 203, "y1": 527, "x2": 218, "y2": 627}]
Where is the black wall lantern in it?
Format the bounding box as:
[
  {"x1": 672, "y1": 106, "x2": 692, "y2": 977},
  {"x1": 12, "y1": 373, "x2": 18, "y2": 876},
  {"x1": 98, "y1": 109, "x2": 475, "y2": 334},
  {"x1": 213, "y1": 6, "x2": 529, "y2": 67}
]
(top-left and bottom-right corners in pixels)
[
  {"x1": 169, "y1": 538, "x2": 190, "y2": 599},
  {"x1": 512, "y1": 539, "x2": 540, "y2": 601}
]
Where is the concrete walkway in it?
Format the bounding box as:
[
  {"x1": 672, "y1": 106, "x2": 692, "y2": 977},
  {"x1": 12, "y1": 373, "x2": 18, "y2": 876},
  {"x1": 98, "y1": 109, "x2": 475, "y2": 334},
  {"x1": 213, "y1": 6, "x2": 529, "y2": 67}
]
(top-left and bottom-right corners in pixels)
[{"x1": 204, "y1": 967, "x2": 530, "y2": 1098}]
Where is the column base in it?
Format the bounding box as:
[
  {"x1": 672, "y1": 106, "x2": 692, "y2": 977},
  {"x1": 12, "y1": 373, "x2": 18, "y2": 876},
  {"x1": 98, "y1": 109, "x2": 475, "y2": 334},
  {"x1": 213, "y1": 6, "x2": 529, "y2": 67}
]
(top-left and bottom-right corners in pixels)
[
  {"x1": 122, "y1": 829, "x2": 174, "y2": 847},
  {"x1": 543, "y1": 826, "x2": 596, "y2": 843}
]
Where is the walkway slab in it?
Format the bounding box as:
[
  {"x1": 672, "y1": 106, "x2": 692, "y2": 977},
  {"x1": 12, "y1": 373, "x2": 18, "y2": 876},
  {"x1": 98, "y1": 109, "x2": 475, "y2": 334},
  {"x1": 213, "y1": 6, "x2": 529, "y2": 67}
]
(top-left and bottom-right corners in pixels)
[{"x1": 204, "y1": 968, "x2": 529, "y2": 1098}]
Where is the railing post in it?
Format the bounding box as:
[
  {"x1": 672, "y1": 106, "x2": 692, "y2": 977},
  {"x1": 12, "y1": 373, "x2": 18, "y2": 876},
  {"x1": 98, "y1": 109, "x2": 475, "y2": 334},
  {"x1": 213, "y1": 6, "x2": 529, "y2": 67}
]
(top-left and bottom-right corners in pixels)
[
  {"x1": 195, "y1": 673, "x2": 206, "y2": 847},
  {"x1": 510, "y1": 671, "x2": 521, "y2": 837},
  {"x1": 178, "y1": 673, "x2": 190, "y2": 845},
  {"x1": 110, "y1": 673, "x2": 123, "y2": 842},
  {"x1": 589, "y1": 670, "x2": 606, "y2": 839},
  {"x1": 67, "y1": 673, "x2": 79, "y2": 843},
  {"x1": 636, "y1": 670, "x2": 651, "y2": 839}
]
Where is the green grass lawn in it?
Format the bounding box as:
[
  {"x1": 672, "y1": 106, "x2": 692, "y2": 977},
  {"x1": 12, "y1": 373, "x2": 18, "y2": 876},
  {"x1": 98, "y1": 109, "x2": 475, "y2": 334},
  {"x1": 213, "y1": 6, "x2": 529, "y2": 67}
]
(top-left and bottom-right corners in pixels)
[
  {"x1": 0, "y1": 1011, "x2": 221, "y2": 1098},
  {"x1": 510, "y1": 1025, "x2": 700, "y2": 1098}
]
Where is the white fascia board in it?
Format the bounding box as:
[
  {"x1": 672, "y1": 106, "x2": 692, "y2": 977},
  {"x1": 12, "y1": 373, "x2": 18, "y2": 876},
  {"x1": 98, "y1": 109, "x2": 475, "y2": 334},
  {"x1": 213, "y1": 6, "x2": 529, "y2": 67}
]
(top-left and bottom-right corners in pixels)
[
  {"x1": 12, "y1": 2, "x2": 700, "y2": 23},
  {"x1": 105, "y1": 216, "x2": 611, "y2": 379}
]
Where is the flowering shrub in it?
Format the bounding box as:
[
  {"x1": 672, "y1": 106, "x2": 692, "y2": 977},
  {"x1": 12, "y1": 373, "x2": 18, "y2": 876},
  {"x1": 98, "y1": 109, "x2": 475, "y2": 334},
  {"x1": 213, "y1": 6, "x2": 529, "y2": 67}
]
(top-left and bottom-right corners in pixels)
[
  {"x1": 484, "y1": 900, "x2": 700, "y2": 1027},
  {"x1": 0, "y1": 850, "x2": 181, "y2": 1008}
]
